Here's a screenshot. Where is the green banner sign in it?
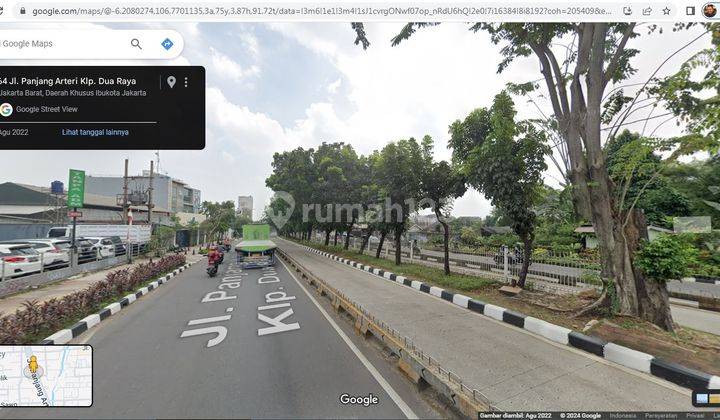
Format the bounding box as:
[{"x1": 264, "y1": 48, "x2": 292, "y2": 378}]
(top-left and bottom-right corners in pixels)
[{"x1": 67, "y1": 169, "x2": 85, "y2": 209}]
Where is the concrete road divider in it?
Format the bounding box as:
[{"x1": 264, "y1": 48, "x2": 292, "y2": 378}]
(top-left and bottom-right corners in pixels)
[
  {"x1": 650, "y1": 358, "x2": 717, "y2": 390},
  {"x1": 568, "y1": 331, "x2": 607, "y2": 357},
  {"x1": 603, "y1": 343, "x2": 653, "y2": 373},
  {"x1": 523, "y1": 317, "x2": 571, "y2": 345},
  {"x1": 300, "y1": 243, "x2": 720, "y2": 391},
  {"x1": 452, "y1": 294, "x2": 471, "y2": 308}
]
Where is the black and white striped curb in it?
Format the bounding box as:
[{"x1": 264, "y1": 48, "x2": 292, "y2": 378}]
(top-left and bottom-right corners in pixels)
[
  {"x1": 40, "y1": 261, "x2": 196, "y2": 345},
  {"x1": 680, "y1": 276, "x2": 720, "y2": 285},
  {"x1": 301, "y1": 245, "x2": 720, "y2": 391}
]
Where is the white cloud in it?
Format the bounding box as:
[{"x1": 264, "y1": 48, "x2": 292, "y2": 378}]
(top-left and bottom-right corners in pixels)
[
  {"x1": 209, "y1": 47, "x2": 260, "y2": 82},
  {"x1": 327, "y1": 78, "x2": 342, "y2": 94},
  {"x1": 238, "y1": 31, "x2": 260, "y2": 58}
]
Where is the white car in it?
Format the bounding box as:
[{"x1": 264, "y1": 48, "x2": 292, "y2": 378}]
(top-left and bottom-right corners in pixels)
[
  {"x1": 82, "y1": 237, "x2": 116, "y2": 259},
  {"x1": 24, "y1": 239, "x2": 72, "y2": 268},
  {"x1": 0, "y1": 239, "x2": 71, "y2": 269},
  {"x1": 0, "y1": 244, "x2": 42, "y2": 279}
]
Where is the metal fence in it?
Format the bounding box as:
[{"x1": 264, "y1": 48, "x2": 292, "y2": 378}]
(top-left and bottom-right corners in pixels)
[
  {"x1": 0, "y1": 242, "x2": 146, "y2": 282},
  {"x1": 310, "y1": 235, "x2": 603, "y2": 294}
]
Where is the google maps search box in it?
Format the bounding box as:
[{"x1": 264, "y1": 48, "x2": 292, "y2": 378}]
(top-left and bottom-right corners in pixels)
[{"x1": 0, "y1": 30, "x2": 184, "y2": 59}]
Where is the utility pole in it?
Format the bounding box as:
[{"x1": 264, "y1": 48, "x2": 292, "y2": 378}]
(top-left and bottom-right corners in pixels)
[
  {"x1": 148, "y1": 160, "x2": 154, "y2": 224},
  {"x1": 122, "y1": 159, "x2": 129, "y2": 223}
]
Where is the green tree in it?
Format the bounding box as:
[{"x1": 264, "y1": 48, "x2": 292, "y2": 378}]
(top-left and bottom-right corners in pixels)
[
  {"x1": 450, "y1": 92, "x2": 549, "y2": 287},
  {"x1": 649, "y1": 23, "x2": 720, "y2": 147},
  {"x1": 373, "y1": 137, "x2": 431, "y2": 265},
  {"x1": 483, "y1": 207, "x2": 511, "y2": 227},
  {"x1": 606, "y1": 130, "x2": 692, "y2": 228},
  {"x1": 534, "y1": 185, "x2": 578, "y2": 248},
  {"x1": 664, "y1": 157, "x2": 720, "y2": 228},
  {"x1": 420, "y1": 159, "x2": 467, "y2": 275},
  {"x1": 352, "y1": 22, "x2": 720, "y2": 330},
  {"x1": 266, "y1": 147, "x2": 317, "y2": 239},
  {"x1": 313, "y1": 142, "x2": 364, "y2": 248},
  {"x1": 635, "y1": 235, "x2": 699, "y2": 282},
  {"x1": 200, "y1": 201, "x2": 236, "y2": 242}
]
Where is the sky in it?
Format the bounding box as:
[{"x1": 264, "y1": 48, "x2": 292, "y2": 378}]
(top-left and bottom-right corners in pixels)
[{"x1": 0, "y1": 22, "x2": 710, "y2": 220}]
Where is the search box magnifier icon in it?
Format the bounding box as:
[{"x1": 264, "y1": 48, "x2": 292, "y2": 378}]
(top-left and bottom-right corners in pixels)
[{"x1": 131, "y1": 38, "x2": 142, "y2": 49}]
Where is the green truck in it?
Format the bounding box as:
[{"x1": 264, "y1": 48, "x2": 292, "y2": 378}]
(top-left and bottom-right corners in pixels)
[{"x1": 235, "y1": 224, "x2": 276, "y2": 268}]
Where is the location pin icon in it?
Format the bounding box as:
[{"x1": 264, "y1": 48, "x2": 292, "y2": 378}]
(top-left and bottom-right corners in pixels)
[{"x1": 167, "y1": 76, "x2": 176, "y2": 88}]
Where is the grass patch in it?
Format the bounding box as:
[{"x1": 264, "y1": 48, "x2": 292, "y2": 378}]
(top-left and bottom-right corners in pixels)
[{"x1": 303, "y1": 241, "x2": 496, "y2": 292}]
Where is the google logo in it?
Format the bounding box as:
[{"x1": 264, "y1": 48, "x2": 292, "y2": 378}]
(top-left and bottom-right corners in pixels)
[{"x1": 0, "y1": 103, "x2": 12, "y2": 117}]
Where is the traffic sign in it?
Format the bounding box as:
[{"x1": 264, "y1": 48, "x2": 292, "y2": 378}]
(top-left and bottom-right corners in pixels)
[
  {"x1": 67, "y1": 169, "x2": 85, "y2": 208},
  {"x1": 68, "y1": 211, "x2": 83, "y2": 218}
]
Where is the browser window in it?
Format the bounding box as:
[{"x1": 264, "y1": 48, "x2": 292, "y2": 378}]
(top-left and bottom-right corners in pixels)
[{"x1": 0, "y1": 0, "x2": 718, "y2": 418}]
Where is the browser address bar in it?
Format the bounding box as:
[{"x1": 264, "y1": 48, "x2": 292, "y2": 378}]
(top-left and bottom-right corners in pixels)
[
  {"x1": 0, "y1": 30, "x2": 184, "y2": 59},
  {"x1": 6, "y1": 1, "x2": 694, "y2": 22}
]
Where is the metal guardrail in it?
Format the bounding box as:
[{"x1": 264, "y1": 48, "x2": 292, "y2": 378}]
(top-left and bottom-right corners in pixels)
[{"x1": 277, "y1": 248, "x2": 495, "y2": 417}]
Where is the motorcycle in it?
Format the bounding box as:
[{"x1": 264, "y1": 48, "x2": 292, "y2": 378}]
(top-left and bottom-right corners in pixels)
[
  {"x1": 206, "y1": 249, "x2": 222, "y2": 277},
  {"x1": 207, "y1": 262, "x2": 219, "y2": 277}
]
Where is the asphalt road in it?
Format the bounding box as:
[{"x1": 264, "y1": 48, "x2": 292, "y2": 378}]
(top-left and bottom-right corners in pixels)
[
  {"x1": 671, "y1": 305, "x2": 720, "y2": 336},
  {"x1": 0, "y1": 256, "x2": 443, "y2": 418}
]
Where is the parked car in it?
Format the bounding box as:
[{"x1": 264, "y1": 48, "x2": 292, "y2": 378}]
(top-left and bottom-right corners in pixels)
[
  {"x1": 83, "y1": 237, "x2": 116, "y2": 259},
  {"x1": 6, "y1": 239, "x2": 71, "y2": 269},
  {"x1": 75, "y1": 238, "x2": 100, "y2": 263},
  {"x1": 0, "y1": 243, "x2": 42, "y2": 279},
  {"x1": 108, "y1": 236, "x2": 127, "y2": 257}
]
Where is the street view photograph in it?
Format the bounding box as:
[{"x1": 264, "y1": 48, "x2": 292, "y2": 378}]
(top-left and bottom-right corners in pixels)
[{"x1": 0, "y1": 4, "x2": 718, "y2": 418}]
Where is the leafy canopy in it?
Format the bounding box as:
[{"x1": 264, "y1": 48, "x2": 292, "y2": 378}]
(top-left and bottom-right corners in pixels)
[{"x1": 449, "y1": 91, "x2": 549, "y2": 238}]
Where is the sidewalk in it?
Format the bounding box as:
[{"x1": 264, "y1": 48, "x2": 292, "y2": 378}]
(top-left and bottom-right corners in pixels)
[
  {"x1": 277, "y1": 238, "x2": 698, "y2": 411},
  {"x1": 0, "y1": 249, "x2": 205, "y2": 317}
]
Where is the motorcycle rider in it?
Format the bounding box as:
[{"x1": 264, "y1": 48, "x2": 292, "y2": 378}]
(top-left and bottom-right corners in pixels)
[{"x1": 207, "y1": 245, "x2": 222, "y2": 269}]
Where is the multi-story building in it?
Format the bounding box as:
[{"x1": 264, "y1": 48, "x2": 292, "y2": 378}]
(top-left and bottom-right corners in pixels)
[
  {"x1": 237, "y1": 195, "x2": 253, "y2": 219},
  {"x1": 85, "y1": 172, "x2": 202, "y2": 215}
]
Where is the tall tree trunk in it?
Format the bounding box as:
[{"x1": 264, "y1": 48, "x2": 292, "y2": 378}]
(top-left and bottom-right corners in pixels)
[
  {"x1": 584, "y1": 27, "x2": 643, "y2": 319},
  {"x1": 517, "y1": 233, "x2": 534, "y2": 288},
  {"x1": 306, "y1": 224, "x2": 313, "y2": 242},
  {"x1": 344, "y1": 219, "x2": 355, "y2": 250},
  {"x1": 324, "y1": 229, "x2": 331, "y2": 246},
  {"x1": 333, "y1": 231, "x2": 338, "y2": 246},
  {"x1": 376, "y1": 230, "x2": 387, "y2": 259},
  {"x1": 394, "y1": 225, "x2": 402, "y2": 265},
  {"x1": 435, "y1": 209, "x2": 451, "y2": 275},
  {"x1": 534, "y1": 23, "x2": 672, "y2": 330},
  {"x1": 359, "y1": 230, "x2": 371, "y2": 255},
  {"x1": 623, "y1": 209, "x2": 674, "y2": 330}
]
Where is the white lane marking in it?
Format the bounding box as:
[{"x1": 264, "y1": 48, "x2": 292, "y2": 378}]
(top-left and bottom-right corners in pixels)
[{"x1": 278, "y1": 258, "x2": 417, "y2": 419}]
